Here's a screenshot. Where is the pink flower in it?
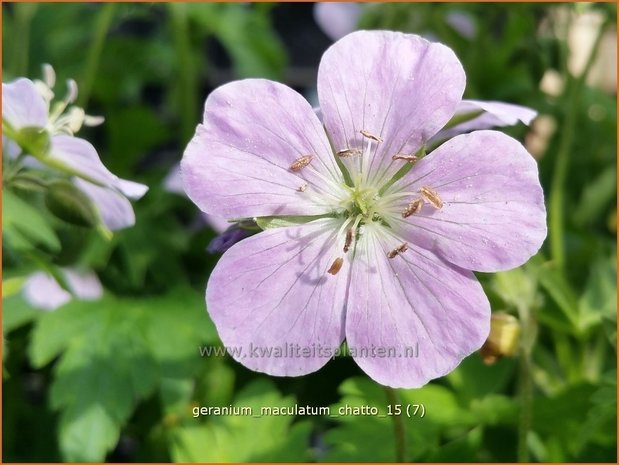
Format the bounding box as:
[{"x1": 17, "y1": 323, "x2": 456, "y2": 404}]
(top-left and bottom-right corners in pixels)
[
  {"x1": 181, "y1": 31, "x2": 546, "y2": 388},
  {"x1": 3, "y1": 70, "x2": 148, "y2": 231},
  {"x1": 22, "y1": 268, "x2": 103, "y2": 311}
]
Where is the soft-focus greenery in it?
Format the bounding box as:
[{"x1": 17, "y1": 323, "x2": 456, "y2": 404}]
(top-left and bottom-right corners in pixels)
[{"x1": 3, "y1": 2, "x2": 616, "y2": 462}]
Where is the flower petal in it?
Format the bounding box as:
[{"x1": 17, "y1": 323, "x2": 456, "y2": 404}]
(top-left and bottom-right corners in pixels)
[
  {"x1": 206, "y1": 218, "x2": 348, "y2": 376},
  {"x1": 181, "y1": 79, "x2": 346, "y2": 219},
  {"x1": 314, "y1": 3, "x2": 361, "y2": 41},
  {"x1": 435, "y1": 99, "x2": 537, "y2": 142},
  {"x1": 23, "y1": 272, "x2": 72, "y2": 311},
  {"x1": 388, "y1": 130, "x2": 547, "y2": 272},
  {"x1": 2, "y1": 78, "x2": 48, "y2": 130},
  {"x1": 73, "y1": 178, "x2": 136, "y2": 231},
  {"x1": 64, "y1": 268, "x2": 104, "y2": 300},
  {"x1": 345, "y1": 226, "x2": 490, "y2": 388},
  {"x1": 49, "y1": 135, "x2": 117, "y2": 185},
  {"x1": 317, "y1": 31, "x2": 465, "y2": 187}
]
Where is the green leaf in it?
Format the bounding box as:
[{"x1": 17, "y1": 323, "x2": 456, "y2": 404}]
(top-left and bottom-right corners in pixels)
[
  {"x1": 28, "y1": 287, "x2": 214, "y2": 461},
  {"x1": 188, "y1": 4, "x2": 286, "y2": 79},
  {"x1": 324, "y1": 377, "x2": 473, "y2": 461},
  {"x1": 577, "y1": 255, "x2": 617, "y2": 334},
  {"x1": 170, "y1": 380, "x2": 311, "y2": 462},
  {"x1": 2, "y1": 294, "x2": 41, "y2": 332},
  {"x1": 3, "y1": 189, "x2": 61, "y2": 252}
]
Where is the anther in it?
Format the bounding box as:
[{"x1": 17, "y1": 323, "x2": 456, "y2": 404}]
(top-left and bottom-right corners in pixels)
[
  {"x1": 419, "y1": 186, "x2": 443, "y2": 209},
  {"x1": 336, "y1": 148, "x2": 362, "y2": 158},
  {"x1": 392, "y1": 153, "x2": 418, "y2": 163},
  {"x1": 343, "y1": 228, "x2": 355, "y2": 253},
  {"x1": 296, "y1": 183, "x2": 308, "y2": 192},
  {"x1": 289, "y1": 155, "x2": 314, "y2": 172},
  {"x1": 387, "y1": 243, "x2": 408, "y2": 259},
  {"x1": 402, "y1": 198, "x2": 424, "y2": 218},
  {"x1": 360, "y1": 130, "x2": 383, "y2": 142},
  {"x1": 327, "y1": 257, "x2": 344, "y2": 275}
]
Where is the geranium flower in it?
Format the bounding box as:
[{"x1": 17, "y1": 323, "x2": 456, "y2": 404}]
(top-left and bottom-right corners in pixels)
[
  {"x1": 22, "y1": 268, "x2": 103, "y2": 311},
  {"x1": 182, "y1": 31, "x2": 546, "y2": 388},
  {"x1": 2, "y1": 67, "x2": 148, "y2": 231}
]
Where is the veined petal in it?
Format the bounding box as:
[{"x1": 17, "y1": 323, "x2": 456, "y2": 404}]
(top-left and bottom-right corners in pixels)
[
  {"x1": 74, "y1": 178, "x2": 136, "y2": 231},
  {"x1": 436, "y1": 99, "x2": 537, "y2": 142},
  {"x1": 2, "y1": 78, "x2": 49, "y2": 130},
  {"x1": 317, "y1": 31, "x2": 465, "y2": 187},
  {"x1": 181, "y1": 79, "x2": 346, "y2": 219},
  {"x1": 49, "y1": 135, "x2": 116, "y2": 185},
  {"x1": 206, "y1": 218, "x2": 349, "y2": 376},
  {"x1": 346, "y1": 226, "x2": 490, "y2": 388},
  {"x1": 387, "y1": 130, "x2": 547, "y2": 272}
]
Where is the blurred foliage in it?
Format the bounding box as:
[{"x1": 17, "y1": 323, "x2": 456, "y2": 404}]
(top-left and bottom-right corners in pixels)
[{"x1": 2, "y1": 2, "x2": 616, "y2": 463}]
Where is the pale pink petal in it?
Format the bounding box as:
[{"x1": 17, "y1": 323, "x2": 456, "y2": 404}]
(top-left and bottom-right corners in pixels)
[
  {"x1": 317, "y1": 31, "x2": 465, "y2": 187},
  {"x1": 314, "y1": 3, "x2": 362, "y2": 41},
  {"x1": 73, "y1": 178, "x2": 136, "y2": 231},
  {"x1": 206, "y1": 219, "x2": 348, "y2": 376},
  {"x1": 436, "y1": 99, "x2": 537, "y2": 142},
  {"x1": 63, "y1": 269, "x2": 103, "y2": 300},
  {"x1": 115, "y1": 178, "x2": 148, "y2": 200},
  {"x1": 388, "y1": 130, "x2": 547, "y2": 272},
  {"x1": 2, "y1": 78, "x2": 48, "y2": 130},
  {"x1": 22, "y1": 272, "x2": 72, "y2": 311},
  {"x1": 345, "y1": 227, "x2": 490, "y2": 388},
  {"x1": 182, "y1": 79, "x2": 346, "y2": 219}
]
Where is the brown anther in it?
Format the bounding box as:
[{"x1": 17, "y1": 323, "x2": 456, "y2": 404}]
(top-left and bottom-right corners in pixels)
[
  {"x1": 392, "y1": 153, "x2": 418, "y2": 163},
  {"x1": 387, "y1": 243, "x2": 409, "y2": 259},
  {"x1": 419, "y1": 186, "x2": 443, "y2": 209},
  {"x1": 360, "y1": 130, "x2": 383, "y2": 142},
  {"x1": 296, "y1": 183, "x2": 308, "y2": 192},
  {"x1": 402, "y1": 198, "x2": 424, "y2": 218},
  {"x1": 289, "y1": 155, "x2": 314, "y2": 172},
  {"x1": 336, "y1": 148, "x2": 362, "y2": 158},
  {"x1": 327, "y1": 257, "x2": 344, "y2": 275},
  {"x1": 343, "y1": 228, "x2": 355, "y2": 253}
]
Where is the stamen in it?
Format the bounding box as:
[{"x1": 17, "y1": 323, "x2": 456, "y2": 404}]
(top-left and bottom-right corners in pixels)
[
  {"x1": 42, "y1": 64, "x2": 56, "y2": 89},
  {"x1": 387, "y1": 243, "x2": 408, "y2": 259},
  {"x1": 360, "y1": 130, "x2": 383, "y2": 142},
  {"x1": 419, "y1": 186, "x2": 443, "y2": 209},
  {"x1": 343, "y1": 227, "x2": 354, "y2": 252},
  {"x1": 296, "y1": 183, "x2": 308, "y2": 192},
  {"x1": 289, "y1": 155, "x2": 314, "y2": 172},
  {"x1": 336, "y1": 148, "x2": 362, "y2": 158},
  {"x1": 392, "y1": 153, "x2": 418, "y2": 163},
  {"x1": 402, "y1": 198, "x2": 424, "y2": 218},
  {"x1": 327, "y1": 257, "x2": 344, "y2": 275}
]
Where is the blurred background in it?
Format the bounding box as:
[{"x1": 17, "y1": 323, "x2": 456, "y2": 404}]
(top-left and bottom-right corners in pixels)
[{"x1": 2, "y1": 2, "x2": 616, "y2": 462}]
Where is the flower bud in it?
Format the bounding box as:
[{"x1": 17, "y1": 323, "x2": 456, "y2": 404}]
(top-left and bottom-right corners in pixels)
[
  {"x1": 45, "y1": 180, "x2": 99, "y2": 227},
  {"x1": 480, "y1": 312, "x2": 521, "y2": 365}
]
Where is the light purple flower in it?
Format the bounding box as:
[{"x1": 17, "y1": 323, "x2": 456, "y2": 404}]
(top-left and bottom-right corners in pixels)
[
  {"x1": 2, "y1": 73, "x2": 148, "y2": 231},
  {"x1": 314, "y1": 2, "x2": 362, "y2": 41},
  {"x1": 164, "y1": 163, "x2": 250, "y2": 252},
  {"x1": 22, "y1": 268, "x2": 103, "y2": 311},
  {"x1": 181, "y1": 31, "x2": 547, "y2": 388}
]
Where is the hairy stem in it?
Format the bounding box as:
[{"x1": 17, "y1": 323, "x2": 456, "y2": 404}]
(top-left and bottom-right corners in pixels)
[{"x1": 384, "y1": 386, "x2": 409, "y2": 462}]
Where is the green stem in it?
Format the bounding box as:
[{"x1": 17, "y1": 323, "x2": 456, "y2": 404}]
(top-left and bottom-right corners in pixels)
[
  {"x1": 384, "y1": 387, "x2": 408, "y2": 462},
  {"x1": 169, "y1": 3, "x2": 199, "y2": 144},
  {"x1": 516, "y1": 297, "x2": 539, "y2": 462},
  {"x1": 13, "y1": 3, "x2": 37, "y2": 76},
  {"x1": 78, "y1": 3, "x2": 116, "y2": 108},
  {"x1": 549, "y1": 17, "x2": 610, "y2": 269}
]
